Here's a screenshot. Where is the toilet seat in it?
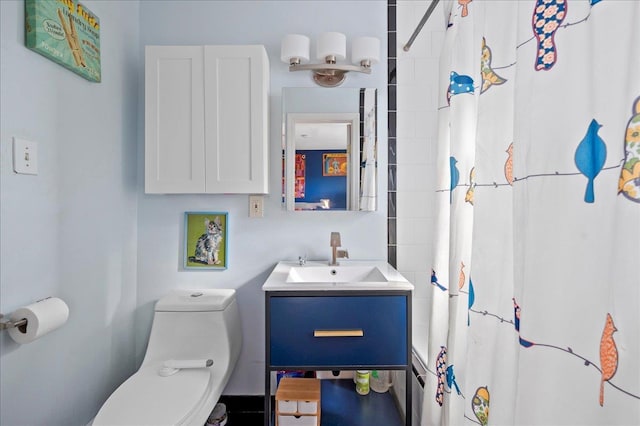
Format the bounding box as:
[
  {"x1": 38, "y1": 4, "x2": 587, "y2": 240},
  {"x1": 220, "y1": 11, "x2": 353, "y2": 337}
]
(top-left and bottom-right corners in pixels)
[{"x1": 93, "y1": 364, "x2": 212, "y2": 426}]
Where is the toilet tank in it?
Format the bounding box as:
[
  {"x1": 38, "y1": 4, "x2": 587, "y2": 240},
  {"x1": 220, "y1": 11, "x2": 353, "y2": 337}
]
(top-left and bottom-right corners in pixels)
[{"x1": 141, "y1": 289, "x2": 242, "y2": 369}]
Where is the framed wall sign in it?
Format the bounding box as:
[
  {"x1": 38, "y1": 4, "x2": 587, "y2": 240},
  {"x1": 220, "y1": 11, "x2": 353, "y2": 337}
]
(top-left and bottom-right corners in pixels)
[
  {"x1": 323, "y1": 153, "x2": 348, "y2": 176},
  {"x1": 25, "y1": 0, "x2": 101, "y2": 82}
]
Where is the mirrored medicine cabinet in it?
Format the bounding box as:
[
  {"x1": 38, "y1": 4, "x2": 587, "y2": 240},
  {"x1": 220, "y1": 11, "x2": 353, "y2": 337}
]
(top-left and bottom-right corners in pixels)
[{"x1": 282, "y1": 87, "x2": 377, "y2": 211}]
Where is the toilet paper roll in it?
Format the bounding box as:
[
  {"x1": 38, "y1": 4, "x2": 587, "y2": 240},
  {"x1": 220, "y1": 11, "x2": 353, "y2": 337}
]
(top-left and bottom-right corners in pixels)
[{"x1": 8, "y1": 297, "x2": 69, "y2": 344}]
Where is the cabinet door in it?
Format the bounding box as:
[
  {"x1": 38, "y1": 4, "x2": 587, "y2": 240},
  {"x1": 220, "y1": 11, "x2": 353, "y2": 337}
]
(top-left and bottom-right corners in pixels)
[
  {"x1": 204, "y1": 46, "x2": 269, "y2": 194},
  {"x1": 145, "y1": 46, "x2": 205, "y2": 193}
]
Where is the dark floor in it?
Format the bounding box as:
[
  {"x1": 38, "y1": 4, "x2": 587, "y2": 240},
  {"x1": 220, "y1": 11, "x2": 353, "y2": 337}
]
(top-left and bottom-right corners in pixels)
[
  {"x1": 217, "y1": 395, "x2": 264, "y2": 425},
  {"x1": 224, "y1": 411, "x2": 264, "y2": 425}
]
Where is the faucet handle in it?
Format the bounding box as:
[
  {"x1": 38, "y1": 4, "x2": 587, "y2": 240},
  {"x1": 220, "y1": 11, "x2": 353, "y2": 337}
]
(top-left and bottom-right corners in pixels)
[
  {"x1": 337, "y1": 249, "x2": 349, "y2": 259},
  {"x1": 330, "y1": 232, "x2": 341, "y2": 247}
]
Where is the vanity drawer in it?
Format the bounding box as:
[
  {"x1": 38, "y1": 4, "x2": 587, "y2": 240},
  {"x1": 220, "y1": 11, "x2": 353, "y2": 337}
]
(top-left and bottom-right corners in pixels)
[{"x1": 269, "y1": 295, "x2": 408, "y2": 367}]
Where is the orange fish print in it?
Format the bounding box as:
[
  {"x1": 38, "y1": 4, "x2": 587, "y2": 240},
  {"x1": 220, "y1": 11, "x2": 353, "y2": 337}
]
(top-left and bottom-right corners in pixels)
[
  {"x1": 458, "y1": 261, "x2": 466, "y2": 290},
  {"x1": 480, "y1": 38, "x2": 506, "y2": 94},
  {"x1": 618, "y1": 96, "x2": 640, "y2": 202},
  {"x1": 465, "y1": 167, "x2": 476, "y2": 205},
  {"x1": 505, "y1": 143, "x2": 514, "y2": 185},
  {"x1": 599, "y1": 313, "x2": 618, "y2": 406},
  {"x1": 472, "y1": 386, "x2": 490, "y2": 425},
  {"x1": 459, "y1": 0, "x2": 472, "y2": 17}
]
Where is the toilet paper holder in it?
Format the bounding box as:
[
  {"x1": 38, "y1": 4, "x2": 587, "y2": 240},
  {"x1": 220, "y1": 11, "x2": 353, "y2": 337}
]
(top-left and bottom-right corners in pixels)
[{"x1": 0, "y1": 314, "x2": 28, "y2": 332}]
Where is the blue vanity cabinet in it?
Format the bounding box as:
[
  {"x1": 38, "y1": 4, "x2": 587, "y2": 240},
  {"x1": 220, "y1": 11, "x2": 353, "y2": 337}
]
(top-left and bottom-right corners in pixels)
[{"x1": 264, "y1": 290, "x2": 412, "y2": 426}]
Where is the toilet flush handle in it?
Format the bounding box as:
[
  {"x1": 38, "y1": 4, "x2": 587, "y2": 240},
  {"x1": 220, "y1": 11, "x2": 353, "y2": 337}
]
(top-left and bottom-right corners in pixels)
[{"x1": 158, "y1": 359, "x2": 214, "y2": 377}]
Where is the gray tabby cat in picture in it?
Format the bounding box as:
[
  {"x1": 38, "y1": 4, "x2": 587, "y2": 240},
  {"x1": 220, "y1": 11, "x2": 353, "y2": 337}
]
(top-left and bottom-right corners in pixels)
[{"x1": 189, "y1": 217, "x2": 224, "y2": 265}]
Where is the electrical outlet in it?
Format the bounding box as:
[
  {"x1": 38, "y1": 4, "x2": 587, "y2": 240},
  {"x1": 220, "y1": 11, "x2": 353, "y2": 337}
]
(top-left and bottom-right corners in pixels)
[
  {"x1": 13, "y1": 137, "x2": 38, "y2": 175},
  {"x1": 249, "y1": 195, "x2": 264, "y2": 218}
]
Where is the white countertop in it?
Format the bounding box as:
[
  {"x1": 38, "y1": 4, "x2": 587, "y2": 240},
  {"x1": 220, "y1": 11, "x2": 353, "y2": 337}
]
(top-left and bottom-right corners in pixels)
[{"x1": 262, "y1": 260, "x2": 415, "y2": 292}]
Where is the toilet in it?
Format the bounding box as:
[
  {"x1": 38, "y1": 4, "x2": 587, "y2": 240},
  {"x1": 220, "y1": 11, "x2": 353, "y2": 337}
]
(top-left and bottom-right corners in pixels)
[{"x1": 93, "y1": 289, "x2": 242, "y2": 426}]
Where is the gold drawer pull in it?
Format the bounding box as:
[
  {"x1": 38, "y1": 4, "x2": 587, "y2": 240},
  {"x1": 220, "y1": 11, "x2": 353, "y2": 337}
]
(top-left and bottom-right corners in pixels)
[{"x1": 313, "y1": 329, "x2": 364, "y2": 338}]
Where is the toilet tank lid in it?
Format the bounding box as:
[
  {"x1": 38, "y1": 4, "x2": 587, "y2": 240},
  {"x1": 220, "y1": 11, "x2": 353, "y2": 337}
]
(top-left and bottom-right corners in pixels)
[{"x1": 155, "y1": 289, "x2": 236, "y2": 312}]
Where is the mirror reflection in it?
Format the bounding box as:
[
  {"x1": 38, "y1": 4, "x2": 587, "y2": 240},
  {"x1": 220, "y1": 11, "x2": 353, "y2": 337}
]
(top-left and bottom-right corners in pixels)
[{"x1": 282, "y1": 88, "x2": 377, "y2": 211}]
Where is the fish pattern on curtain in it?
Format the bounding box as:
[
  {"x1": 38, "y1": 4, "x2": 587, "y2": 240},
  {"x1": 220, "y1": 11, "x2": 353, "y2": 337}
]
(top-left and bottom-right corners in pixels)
[{"x1": 422, "y1": 1, "x2": 639, "y2": 425}]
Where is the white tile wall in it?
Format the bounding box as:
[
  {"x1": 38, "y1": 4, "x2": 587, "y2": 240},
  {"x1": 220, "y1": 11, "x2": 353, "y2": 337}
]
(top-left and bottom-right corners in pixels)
[
  {"x1": 396, "y1": 0, "x2": 444, "y2": 371},
  {"x1": 397, "y1": 138, "x2": 430, "y2": 165}
]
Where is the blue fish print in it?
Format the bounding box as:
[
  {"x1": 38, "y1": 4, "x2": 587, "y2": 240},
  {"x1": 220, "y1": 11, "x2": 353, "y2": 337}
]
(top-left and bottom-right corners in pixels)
[
  {"x1": 436, "y1": 346, "x2": 447, "y2": 406},
  {"x1": 450, "y1": 156, "x2": 460, "y2": 204},
  {"x1": 468, "y1": 277, "x2": 475, "y2": 326},
  {"x1": 447, "y1": 72, "x2": 474, "y2": 104},
  {"x1": 446, "y1": 365, "x2": 462, "y2": 395},
  {"x1": 513, "y1": 298, "x2": 535, "y2": 348},
  {"x1": 431, "y1": 269, "x2": 448, "y2": 292},
  {"x1": 531, "y1": 0, "x2": 567, "y2": 71},
  {"x1": 590, "y1": 0, "x2": 602, "y2": 5},
  {"x1": 575, "y1": 119, "x2": 607, "y2": 203}
]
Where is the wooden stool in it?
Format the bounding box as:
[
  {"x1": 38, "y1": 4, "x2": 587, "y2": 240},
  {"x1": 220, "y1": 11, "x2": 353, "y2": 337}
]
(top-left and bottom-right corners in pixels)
[{"x1": 275, "y1": 378, "x2": 321, "y2": 426}]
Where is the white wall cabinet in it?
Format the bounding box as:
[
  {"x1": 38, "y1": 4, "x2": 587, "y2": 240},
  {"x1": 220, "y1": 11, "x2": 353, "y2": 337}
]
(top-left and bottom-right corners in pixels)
[{"x1": 145, "y1": 45, "x2": 269, "y2": 194}]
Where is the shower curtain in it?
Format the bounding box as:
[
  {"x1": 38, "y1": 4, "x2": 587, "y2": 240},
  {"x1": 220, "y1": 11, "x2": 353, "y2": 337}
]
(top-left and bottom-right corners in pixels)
[
  {"x1": 360, "y1": 88, "x2": 377, "y2": 211},
  {"x1": 422, "y1": 0, "x2": 639, "y2": 424}
]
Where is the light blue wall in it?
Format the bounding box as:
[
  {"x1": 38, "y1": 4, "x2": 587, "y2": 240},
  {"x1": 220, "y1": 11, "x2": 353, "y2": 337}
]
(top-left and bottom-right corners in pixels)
[
  {"x1": 1, "y1": 1, "x2": 387, "y2": 425},
  {"x1": 137, "y1": 0, "x2": 388, "y2": 395},
  {"x1": 0, "y1": 1, "x2": 140, "y2": 425}
]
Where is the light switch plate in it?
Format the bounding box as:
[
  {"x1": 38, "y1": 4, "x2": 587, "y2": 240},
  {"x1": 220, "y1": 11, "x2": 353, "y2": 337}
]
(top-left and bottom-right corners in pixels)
[
  {"x1": 13, "y1": 137, "x2": 38, "y2": 175},
  {"x1": 249, "y1": 195, "x2": 264, "y2": 218}
]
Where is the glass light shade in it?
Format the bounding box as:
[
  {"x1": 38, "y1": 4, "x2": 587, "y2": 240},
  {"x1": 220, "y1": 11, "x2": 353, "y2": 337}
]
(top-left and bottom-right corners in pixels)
[
  {"x1": 317, "y1": 32, "x2": 346, "y2": 61},
  {"x1": 281, "y1": 34, "x2": 310, "y2": 63},
  {"x1": 351, "y1": 37, "x2": 380, "y2": 65}
]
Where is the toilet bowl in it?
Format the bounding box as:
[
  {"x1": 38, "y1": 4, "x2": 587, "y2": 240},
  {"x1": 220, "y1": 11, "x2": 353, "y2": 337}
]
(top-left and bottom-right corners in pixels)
[{"x1": 93, "y1": 289, "x2": 242, "y2": 426}]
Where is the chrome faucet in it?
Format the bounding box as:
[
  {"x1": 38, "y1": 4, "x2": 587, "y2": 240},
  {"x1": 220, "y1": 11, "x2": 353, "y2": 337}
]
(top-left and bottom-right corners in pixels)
[{"x1": 329, "y1": 232, "x2": 349, "y2": 266}]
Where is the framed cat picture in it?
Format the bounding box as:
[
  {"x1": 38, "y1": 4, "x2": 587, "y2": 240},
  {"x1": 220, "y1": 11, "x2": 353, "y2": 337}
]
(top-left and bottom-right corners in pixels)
[{"x1": 184, "y1": 212, "x2": 228, "y2": 270}]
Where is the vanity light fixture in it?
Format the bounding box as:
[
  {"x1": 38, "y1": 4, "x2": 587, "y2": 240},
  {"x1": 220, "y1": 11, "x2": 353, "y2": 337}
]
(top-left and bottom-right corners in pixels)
[{"x1": 281, "y1": 32, "x2": 380, "y2": 87}]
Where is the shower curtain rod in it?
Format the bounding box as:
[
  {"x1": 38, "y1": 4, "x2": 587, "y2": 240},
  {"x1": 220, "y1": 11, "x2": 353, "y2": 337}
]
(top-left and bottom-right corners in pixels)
[{"x1": 403, "y1": 0, "x2": 441, "y2": 52}]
